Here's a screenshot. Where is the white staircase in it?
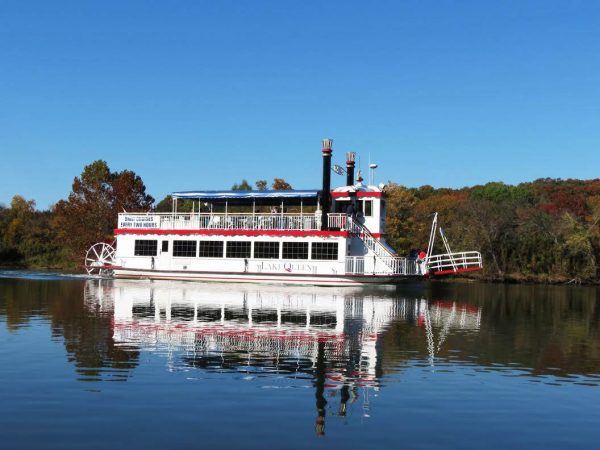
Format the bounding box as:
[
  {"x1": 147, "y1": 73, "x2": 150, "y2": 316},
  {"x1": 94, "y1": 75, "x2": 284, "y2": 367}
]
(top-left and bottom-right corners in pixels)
[
  {"x1": 346, "y1": 217, "x2": 395, "y2": 259},
  {"x1": 346, "y1": 217, "x2": 409, "y2": 274}
]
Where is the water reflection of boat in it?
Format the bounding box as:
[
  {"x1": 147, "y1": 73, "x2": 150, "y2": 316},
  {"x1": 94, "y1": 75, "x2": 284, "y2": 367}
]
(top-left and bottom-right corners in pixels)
[
  {"x1": 84, "y1": 279, "x2": 483, "y2": 435},
  {"x1": 86, "y1": 280, "x2": 399, "y2": 383}
]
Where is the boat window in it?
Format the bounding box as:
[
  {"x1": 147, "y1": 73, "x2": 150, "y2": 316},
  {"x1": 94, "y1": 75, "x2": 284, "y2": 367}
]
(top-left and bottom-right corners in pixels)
[
  {"x1": 134, "y1": 240, "x2": 158, "y2": 256},
  {"x1": 226, "y1": 241, "x2": 251, "y2": 258},
  {"x1": 254, "y1": 241, "x2": 280, "y2": 259},
  {"x1": 363, "y1": 200, "x2": 373, "y2": 217},
  {"x1": 161, "y1": 241, "x2": 169, "y2": 253},
  {"x1": 334, "y1": 200, "x2": 349, "y2": 213},
  {"x1": 282, "y1": 242, "x2": 309, "y2": 260},
  {"x1": 198, "y1": 241, "x2": 224, "y2": 258},
  {"x1": 173, "y1": 240, "x2": 197, "y2": 257},
  {"x1": 311, "y1": 242, "x2": 338, "y2": 260}
]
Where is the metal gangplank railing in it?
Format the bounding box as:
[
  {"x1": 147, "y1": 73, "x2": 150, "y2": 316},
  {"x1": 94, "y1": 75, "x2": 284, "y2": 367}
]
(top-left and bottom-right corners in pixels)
[
  {"x1": 118, "y1": 212, "x2": 352, "y2": 232},
  {"x1": 426, "y1": 251, "x2": 483, "y2": 275}
]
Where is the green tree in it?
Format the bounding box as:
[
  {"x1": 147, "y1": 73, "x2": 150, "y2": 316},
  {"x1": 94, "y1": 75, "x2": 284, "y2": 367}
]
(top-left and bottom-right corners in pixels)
[
  {"x1": 0, "y1": 196, "x2": 61, "y2": 267},
  {"x1": 255, "y1": 180, "x2": 268, "y2": 191},
  {"x1": 232, "y1": 180, "x2": 253, "y2": 191}
]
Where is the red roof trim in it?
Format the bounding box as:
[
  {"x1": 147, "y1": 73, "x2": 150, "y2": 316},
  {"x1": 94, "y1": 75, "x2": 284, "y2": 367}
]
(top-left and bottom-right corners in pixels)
[
  {"x1": 331, "y1": 191, "x2": 382, "y2": 198},
  {"x1": 114, "y1": 228, "x2": 350, "y2": 237}
]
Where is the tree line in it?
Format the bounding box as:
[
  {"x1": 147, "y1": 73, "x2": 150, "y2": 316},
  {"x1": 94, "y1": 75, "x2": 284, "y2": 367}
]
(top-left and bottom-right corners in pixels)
[
  {"x1": 1, "y1": 160, "x2": 599, "y2": 283},
  {"x1": 385, "y1": 179, "x2": 600, "y2": 283}
]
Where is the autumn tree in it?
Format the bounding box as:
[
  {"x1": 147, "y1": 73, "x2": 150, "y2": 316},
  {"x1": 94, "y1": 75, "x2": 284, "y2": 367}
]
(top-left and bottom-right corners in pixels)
[
  {"x1": 52, "y1": 160, "x2": 154, "y2": 264},
  {"x1": 272, "y1": 178, "x2": 292, "y2": 190}
]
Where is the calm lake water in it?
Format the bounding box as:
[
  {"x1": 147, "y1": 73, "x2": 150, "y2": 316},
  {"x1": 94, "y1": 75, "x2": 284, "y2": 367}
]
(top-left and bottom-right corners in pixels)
[{"x1": 1, "y1": 272, "x2": 599, "y2": 449}]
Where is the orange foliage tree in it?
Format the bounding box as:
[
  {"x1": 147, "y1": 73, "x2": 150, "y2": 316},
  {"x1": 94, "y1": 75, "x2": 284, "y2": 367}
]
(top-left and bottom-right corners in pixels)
[{"x1": 52, "y1": 160, "x2": 154, "y2": 265}]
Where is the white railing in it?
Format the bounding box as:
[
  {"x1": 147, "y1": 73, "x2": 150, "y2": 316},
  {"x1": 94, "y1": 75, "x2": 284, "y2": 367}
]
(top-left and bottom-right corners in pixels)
[
  {"x1": 379, "y1": 256, "x2": 421, "y2": 275},
  {"x1": 118, "y1": 212, "x2": 379, "y2": 233},
  {"x1": 426, "y1": 251, "x2": 482, "y2": 274},
  {"x1": 346, "y1": 217, "x2": 396, "y2": 259},
  {"x1": 118, "y1": 212, "x2": 327, "y2": 231},
  {"x1": 327, "y1": 213, "x2": 347, "y2": 229},
  {"x1": 345, "y1": 256, "x2": 365, "y2": 275},
  {"x1": 345, "y1": 256, "x2": 422, "y2": 276}
]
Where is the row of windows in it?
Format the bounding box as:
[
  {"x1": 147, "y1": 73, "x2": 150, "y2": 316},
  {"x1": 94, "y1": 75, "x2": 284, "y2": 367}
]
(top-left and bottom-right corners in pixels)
[{"x1": 133, "y1": 240, "x2": 338, "y2": 260}]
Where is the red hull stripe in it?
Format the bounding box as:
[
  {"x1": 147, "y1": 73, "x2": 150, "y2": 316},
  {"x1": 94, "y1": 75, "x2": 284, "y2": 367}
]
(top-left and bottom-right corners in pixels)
[
  {"x1": 331, "y1": 191, "x2": 382, "y2": 198},
  {"x1": 114, "y1": 229, "x2": 350, "y2": 237},
  {"x1": 431, "y1": 267, "x2": 482, "y2": 276}
]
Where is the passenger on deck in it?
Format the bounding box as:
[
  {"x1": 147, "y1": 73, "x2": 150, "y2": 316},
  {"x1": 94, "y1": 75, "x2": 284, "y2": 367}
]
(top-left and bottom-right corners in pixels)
[
  {"x1": 346, "y1": 202, "x2": 355, "y2": 217},
  {"x1": 416, "y1": 250, "x2": 428, "y2": 276}
]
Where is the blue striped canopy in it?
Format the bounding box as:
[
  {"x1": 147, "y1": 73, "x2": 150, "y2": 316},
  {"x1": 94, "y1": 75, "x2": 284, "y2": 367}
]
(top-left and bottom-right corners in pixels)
[{"x1": 171, "y1": 190, "x2": 321, "y2": 205}]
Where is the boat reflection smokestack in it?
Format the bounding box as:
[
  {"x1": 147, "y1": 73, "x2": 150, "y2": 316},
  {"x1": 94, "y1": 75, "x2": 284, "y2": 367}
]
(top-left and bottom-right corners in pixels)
[
  {"x1": 321, "y1": 138, "x2": 333, "y2": 231},
  {"x1": 346, "y1": 152, "x2": 355, "y2": 186}
]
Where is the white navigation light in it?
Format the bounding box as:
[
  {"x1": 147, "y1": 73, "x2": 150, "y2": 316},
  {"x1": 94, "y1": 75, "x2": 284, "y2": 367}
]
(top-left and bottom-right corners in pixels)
[{"x1": 369, "y1": 163, "x2": 378, "y2": 185}]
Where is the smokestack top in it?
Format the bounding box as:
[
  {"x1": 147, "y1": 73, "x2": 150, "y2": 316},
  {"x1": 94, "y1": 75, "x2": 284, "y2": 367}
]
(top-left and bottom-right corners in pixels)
[
  {"x1": 346, "y1": 151, "x2": 356, "y2": 165},
  {"x1": 322, "y1": 138, "x2": 333, "y2": 154}
]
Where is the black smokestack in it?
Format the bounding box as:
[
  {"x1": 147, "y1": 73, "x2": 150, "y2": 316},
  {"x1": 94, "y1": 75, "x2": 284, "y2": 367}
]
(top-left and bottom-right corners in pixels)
[
  {"x1": 321, "y1": 138, "x2": 333, "y2": 231},
  {"x1": 346, "y1": 152, "x2": 355, "y2": 186}
]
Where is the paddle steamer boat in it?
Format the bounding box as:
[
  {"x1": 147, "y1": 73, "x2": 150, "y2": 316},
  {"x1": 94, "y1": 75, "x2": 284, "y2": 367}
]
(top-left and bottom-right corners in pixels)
[{"x1": 85, "y1": 139, "x2": 482, "y2": 285}]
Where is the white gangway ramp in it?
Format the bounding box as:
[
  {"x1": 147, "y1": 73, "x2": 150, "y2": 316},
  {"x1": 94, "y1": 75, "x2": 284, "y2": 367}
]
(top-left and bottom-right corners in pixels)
[{"x1": 425, "y1": 213, "x2": 483, "y2": 275}]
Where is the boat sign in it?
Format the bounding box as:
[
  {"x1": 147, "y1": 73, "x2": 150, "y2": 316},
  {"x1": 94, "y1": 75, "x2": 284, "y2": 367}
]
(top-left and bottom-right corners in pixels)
[{"x1": 118, "y1": 215, "x2": 160, "y2": 229}]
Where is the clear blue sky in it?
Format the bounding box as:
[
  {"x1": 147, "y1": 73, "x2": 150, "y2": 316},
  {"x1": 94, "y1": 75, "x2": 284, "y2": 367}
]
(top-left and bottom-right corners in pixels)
[{"x1": 1, "y1": 0, "x2": 599, "y2": 209}]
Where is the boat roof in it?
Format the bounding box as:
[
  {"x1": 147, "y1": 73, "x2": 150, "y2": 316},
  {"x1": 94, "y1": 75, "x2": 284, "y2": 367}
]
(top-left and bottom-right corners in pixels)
[{"x1": 171, "y1": 189, "x2": 320, "y2": 206}]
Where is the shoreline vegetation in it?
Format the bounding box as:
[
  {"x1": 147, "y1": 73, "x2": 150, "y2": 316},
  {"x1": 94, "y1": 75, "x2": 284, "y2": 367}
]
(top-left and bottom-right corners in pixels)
[{"x1": 1, "y1": 160, "x2": 599, "y2": 285}]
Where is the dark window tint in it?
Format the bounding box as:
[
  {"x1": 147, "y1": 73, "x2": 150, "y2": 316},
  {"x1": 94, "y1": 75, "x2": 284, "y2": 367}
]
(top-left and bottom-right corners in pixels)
[
  {"x1": 173, "y1": 240, "x2": 197, "y2": 257},
  {"x1": 311, "y1": 242, "x2": 338, "y2": 260},
  {"x1": 254, "y1": 241, "x2": 280, "y2": 259},
  {"x1": 334, "y1": 200, "x2": 349, "y2": 213},
  {"x1": 198, "y1": 241, "x2": 223, "y2": 258},
  {"x1": 226, "y1": 241, "x2": 251, "y2": 258},
  {"x1": 162, "y1": 241, "x2": 169, "y2": 252},
  {"x1": 282, "y1": 242, "x2": 309, "y2": 259},
  {"x1": 134, "y1": 240, "x2": 157, "y2": 256},
  {"x1": 363, "y1": 200, "x2": 373, "y2": 217}
]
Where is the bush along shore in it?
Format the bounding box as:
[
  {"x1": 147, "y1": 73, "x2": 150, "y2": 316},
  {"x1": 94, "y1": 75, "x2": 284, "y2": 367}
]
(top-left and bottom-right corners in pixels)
[{"x1": 1, "y1": 161, "x2": 599, "y2": 284}]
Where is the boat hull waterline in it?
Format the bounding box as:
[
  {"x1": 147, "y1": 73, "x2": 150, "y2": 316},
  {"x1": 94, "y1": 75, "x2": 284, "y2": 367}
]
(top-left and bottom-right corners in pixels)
[{"x1": 114, "y1": 267, "x2": 418, "y2": 286}]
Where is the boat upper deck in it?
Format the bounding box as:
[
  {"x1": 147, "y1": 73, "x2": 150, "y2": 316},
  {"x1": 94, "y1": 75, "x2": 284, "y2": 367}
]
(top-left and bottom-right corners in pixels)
[
  {"x1": 116, "y1": 188, "x2": 355, "y2": 233},
  {"x1": 117, "y1": 212, "x2": 349, "y2": 232}
]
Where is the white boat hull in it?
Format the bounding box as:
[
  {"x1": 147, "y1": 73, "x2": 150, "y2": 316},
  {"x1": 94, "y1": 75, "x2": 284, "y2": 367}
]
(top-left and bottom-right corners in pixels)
[{"x1": 113, "y1": 267, "x2": 419, "y2": 286}]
